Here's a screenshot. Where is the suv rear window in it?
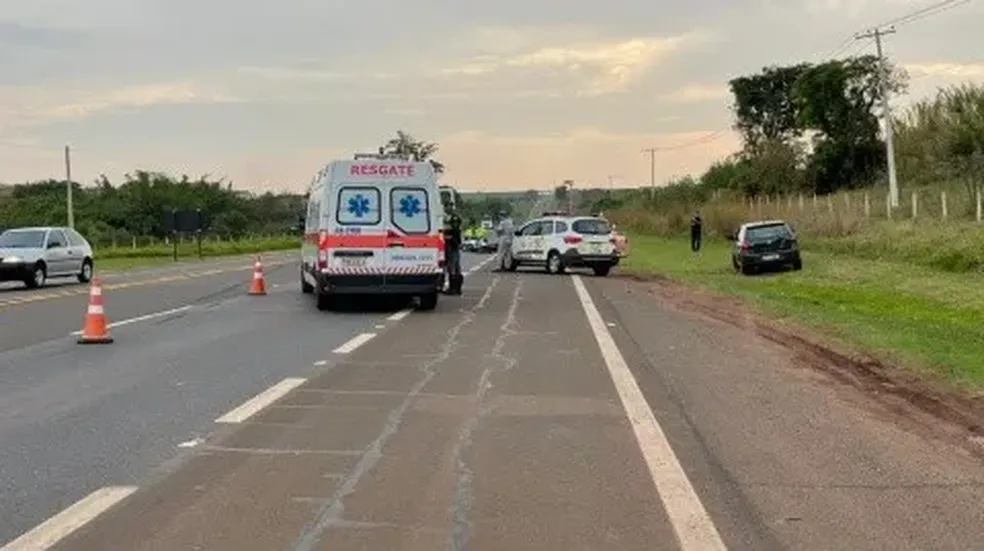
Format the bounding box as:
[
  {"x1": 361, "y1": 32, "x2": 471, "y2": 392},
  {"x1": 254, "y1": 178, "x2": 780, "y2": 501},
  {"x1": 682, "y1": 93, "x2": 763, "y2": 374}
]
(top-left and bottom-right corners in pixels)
[
  {"x1": 571, "y1": 218, "x2": 611, "y2": 235},
  {"x1": 746, "y1": 224, "x2": 791, "y2": 242}
]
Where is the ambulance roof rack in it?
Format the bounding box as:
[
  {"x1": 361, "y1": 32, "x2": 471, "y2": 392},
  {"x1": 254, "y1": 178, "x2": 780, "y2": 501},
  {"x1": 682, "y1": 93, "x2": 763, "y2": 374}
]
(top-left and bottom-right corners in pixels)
[{"x1": 354, "y1": 148, "x2": 410, "y2": 161}]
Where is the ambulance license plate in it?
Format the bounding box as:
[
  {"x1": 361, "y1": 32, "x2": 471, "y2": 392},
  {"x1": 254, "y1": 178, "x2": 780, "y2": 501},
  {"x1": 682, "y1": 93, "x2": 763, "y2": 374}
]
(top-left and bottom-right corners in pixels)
[{"x1": 341, "y1": 257, "x2": 366, "y2": 267}]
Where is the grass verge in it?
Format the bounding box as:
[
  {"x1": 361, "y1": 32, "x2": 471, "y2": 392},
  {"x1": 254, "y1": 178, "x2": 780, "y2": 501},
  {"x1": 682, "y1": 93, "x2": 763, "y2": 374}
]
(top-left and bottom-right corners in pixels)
[
  {"x1": 622, "y1": 234, "x2": 984, "y2": 389},
  {"x1": 93, "y1": 236, "x2": 299, "y2": 271}
]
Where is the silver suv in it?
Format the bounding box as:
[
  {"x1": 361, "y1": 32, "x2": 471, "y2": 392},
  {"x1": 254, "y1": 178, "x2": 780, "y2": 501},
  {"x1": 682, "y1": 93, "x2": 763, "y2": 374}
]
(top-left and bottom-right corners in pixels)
[{"x1": 0, "y1": 227, "x2": 95, "y2": 288}]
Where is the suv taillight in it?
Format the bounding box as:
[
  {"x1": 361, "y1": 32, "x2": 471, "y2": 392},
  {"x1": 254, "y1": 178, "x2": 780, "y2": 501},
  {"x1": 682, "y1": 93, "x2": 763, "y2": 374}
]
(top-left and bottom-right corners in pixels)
[
  {"x1": 564, "y1": 235, "x2": 582, "y2": 244},
  {"x1": 740, "y1": 241, "x2": 752, "y2": 253}
]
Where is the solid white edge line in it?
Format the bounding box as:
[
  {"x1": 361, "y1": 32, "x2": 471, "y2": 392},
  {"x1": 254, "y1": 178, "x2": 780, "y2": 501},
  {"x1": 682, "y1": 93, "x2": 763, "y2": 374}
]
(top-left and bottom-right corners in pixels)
[
  {"x1": 215, "y1": 377, "x2": 307, "y2": 423},
  {"x1": 571, "y1": 275, "x2": 727, "y2": 551},
  {"x1": 1, "y1": 486, "x2": 137, "y2": 550},
  {"x1": 69, "y1": 305, "x2": 193, "y2": 336},
  {"x1": 332, "y1": 333, "x2": 376, "y2": 354}
]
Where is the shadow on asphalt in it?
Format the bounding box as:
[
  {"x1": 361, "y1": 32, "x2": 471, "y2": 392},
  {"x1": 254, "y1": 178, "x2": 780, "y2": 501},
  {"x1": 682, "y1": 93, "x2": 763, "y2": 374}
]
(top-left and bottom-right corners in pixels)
[
  {"x1": 322, "y1": 295, "x2": 416, "y2": 313},
  {"x1": 0, "y1": 280, "x2": 84, "y2": 294}
]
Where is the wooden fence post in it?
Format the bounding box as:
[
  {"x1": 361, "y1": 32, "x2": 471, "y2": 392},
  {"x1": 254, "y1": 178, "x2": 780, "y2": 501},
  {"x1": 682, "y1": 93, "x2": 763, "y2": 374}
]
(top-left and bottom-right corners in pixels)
[{"x1": 977, "y1": 187, "x2": 982, "y2": 222}]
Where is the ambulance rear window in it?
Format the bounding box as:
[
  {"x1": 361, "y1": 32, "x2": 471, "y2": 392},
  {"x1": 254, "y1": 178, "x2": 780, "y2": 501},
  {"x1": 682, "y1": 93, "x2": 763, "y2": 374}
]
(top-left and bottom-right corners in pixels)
[
  {"x1": 390, "y1": 187, "x2": 430, "y2": 234},
  {"x1": 336, "y1": 186, "x2": 381, "y2": 225}
]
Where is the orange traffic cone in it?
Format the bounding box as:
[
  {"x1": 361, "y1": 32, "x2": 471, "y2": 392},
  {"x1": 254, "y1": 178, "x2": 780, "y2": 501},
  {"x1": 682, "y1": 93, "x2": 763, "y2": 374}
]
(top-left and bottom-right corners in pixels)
[
  {"x1": 248, "y1": 256, "x2": 267, "y2": 296},
  {"x1": 78, "y1": 277, "x2": 113, "y2": 344}
]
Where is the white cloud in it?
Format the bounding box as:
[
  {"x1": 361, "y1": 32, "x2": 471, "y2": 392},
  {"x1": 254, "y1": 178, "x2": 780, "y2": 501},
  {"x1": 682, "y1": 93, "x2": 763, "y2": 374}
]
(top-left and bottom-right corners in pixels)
[
  {"x1": 905, "y1": 61, "x2": 984, "y2": 79},
  {"x1": 660, "y1": 83, "x2": 729, "y2": 103},
  {"x1": 0, "y1": 80, "x2": 242, "y2": 128},
  {"x1": 439, "y1": 32, "x2": 708, "y2": 96},
  {"x1": 239, "y1": 30, "x2": 710, "y2": 99}
]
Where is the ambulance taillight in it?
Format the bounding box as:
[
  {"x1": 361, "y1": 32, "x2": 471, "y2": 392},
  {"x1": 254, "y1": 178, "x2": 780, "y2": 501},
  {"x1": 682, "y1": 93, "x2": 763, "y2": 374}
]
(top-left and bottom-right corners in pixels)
[{"x1": 317, "y1": 230, "x2": 329, "y2": 269}]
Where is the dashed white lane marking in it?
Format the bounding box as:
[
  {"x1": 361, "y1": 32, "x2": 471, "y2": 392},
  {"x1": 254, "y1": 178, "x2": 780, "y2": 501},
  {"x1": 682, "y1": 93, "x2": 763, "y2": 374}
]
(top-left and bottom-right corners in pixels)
[
  {"x1": 177, "y1": 437, "x2": 204, "y2": 448},
  {"x1": 385, "y1": 255, "x2": 496, "y2": 322},
  {"x1": 387, "y1": 310, "x2": 411, "y2": 321},
  {"x1": 332, "y1": 333, "x2": 376, "y2": 354},
  {"x1": 69, "y1": 305, "x2": 193, "y2": 336},
  {"x1": 215, "y1": 377, "x2": 307, "y2": 423},
  {"x1": 571, "y1": 275, "x2": 727, "y2": 551},
  {"x1": 313, "y1": 360, "x2": 328, "y2": 366},
  {"x1": 1, "y1": 486, "x2": 137, "y2": 550},
  {"x1": 463, "y1": 255, "x2": 495, "y2": 276}
]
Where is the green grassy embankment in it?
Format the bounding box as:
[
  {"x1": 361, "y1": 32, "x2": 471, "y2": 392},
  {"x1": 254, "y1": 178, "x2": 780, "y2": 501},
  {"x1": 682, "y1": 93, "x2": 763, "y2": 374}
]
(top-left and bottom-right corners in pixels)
[
  {"x1": 93, "y1": 236, "x2": 299, "y2": 271},
  {"x1": 622, "y1": 235, "x2": 984, "y2": 389}
]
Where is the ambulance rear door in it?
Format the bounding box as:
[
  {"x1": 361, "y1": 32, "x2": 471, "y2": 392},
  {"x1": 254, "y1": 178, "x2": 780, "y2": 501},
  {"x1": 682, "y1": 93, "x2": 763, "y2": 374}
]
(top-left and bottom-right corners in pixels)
[
  {"x1": 326, "y1": 175, "x2": 387, "y2": 280},
  {"x1": 383, "y1": 176, "x2": 442, "y2": 285}
]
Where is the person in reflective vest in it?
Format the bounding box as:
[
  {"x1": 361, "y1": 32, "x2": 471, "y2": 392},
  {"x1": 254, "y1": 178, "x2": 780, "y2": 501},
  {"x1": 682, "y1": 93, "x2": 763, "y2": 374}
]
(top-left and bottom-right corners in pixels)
[
  {"x1": 444, "y1": 209, "x2": 464, "y2": 295},
  {"x1": 494, "y1": 213, "x2": 514, "y2": 271}
]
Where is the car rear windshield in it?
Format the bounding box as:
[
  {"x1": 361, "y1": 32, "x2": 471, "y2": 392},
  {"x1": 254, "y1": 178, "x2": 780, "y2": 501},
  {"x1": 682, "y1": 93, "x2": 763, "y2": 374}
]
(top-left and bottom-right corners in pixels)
[
  {"x1": 745, "y1": 224, "x2": 792, "y2": 242},
  {"x1": 572, "y1": 218, "x2": 611, "y2": 235},
  {"x1": 0, "y1": 230, "x2": 45, "y2": 248}
]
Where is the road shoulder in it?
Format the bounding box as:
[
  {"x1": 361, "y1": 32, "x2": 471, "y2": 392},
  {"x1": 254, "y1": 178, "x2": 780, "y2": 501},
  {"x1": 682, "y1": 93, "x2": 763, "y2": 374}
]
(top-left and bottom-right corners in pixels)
[{"x1": 587, "y1": 274, "x2": 984, "y2": 550}]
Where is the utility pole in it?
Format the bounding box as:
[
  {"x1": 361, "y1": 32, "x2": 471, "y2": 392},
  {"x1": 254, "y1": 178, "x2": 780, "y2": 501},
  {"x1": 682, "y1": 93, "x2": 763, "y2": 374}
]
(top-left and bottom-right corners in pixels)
[
  {"x1": 562, "y1": 179, "x2": 574, "y2": 213},
  {"x1": 64, "y1": 145, "x2": 74, "y2": 228},
  {"x1": 856, "y1": 26, "x2": 899, "y2": 208},
  {"x1": 641, "y1": 148, "x2": 656, "y2": 198}
]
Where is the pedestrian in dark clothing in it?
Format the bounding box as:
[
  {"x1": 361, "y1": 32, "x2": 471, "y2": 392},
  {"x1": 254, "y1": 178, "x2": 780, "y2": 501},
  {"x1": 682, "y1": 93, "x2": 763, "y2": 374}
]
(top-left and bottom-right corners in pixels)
[
  {"x1": 690, "y1": 213, "x2": 702, "y2": 252},
  {"x1": 444, "y1": 210, "x2": 464, "y2": 295}
]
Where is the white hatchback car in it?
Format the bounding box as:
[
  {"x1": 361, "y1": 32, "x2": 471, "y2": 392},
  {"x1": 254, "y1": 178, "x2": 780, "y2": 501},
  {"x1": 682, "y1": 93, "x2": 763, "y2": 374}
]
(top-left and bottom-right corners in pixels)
[{"x1": 500, "y1": 215, "x2": 620, "y2": 276}]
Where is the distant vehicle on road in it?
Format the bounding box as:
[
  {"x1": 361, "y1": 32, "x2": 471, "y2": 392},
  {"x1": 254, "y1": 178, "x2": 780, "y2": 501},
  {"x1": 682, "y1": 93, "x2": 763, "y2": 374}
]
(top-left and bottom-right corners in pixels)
[
  {"x1": 729, "y1": 220, "x2": 802, "y2": 275},
  {"x1": 500, "y1": 214, "x2": 619, "y2": 276},
  {"x1": 300, "y1": 152, "x2": 447, "y2": 311},
  {"x1": 0, "y1": 226, "x2": 94, "y2": 288}
]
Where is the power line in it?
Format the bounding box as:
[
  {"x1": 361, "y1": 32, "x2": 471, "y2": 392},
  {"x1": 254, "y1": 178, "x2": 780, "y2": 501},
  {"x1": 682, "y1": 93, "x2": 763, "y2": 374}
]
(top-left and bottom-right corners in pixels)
[
  {"x1": 822, "y1": 0, "x2": 971, "y2": 62},
  {"x1": 651, "y1": 130, "x2": 728, "y2": 151},
  {"x1": 876, "y1": 0, "x2": 971, "y2": 28}
]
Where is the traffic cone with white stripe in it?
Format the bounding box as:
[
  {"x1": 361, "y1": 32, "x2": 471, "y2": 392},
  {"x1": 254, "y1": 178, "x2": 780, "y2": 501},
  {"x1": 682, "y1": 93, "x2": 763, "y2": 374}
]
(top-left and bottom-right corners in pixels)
[
  {"x1": 78, "y1": 276, "x2": 113, "y2": 344},
  {"x1": 248, "y1": 256, "x2": 267, "y2": 296}
]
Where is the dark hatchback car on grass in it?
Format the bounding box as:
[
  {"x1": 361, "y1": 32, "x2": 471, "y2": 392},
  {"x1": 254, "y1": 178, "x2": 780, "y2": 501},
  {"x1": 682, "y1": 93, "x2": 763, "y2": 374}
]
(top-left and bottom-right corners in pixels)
[{"x1": 729, "y1": 220, "x2": 802, "y2": 275}]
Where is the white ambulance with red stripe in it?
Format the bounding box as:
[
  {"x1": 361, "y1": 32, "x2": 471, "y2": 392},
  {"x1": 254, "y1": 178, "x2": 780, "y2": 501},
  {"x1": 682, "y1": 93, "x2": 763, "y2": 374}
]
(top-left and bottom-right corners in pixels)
[{"x1": 300, "y1": 153, "x2": 446, "y2": 311}]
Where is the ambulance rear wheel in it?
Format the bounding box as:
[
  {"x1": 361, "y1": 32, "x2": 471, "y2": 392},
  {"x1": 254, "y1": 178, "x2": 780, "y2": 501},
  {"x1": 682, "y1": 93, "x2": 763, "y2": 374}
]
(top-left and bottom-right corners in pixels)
[{"x1": 418, "y1": 292, "x2": 438, "y2": 311}]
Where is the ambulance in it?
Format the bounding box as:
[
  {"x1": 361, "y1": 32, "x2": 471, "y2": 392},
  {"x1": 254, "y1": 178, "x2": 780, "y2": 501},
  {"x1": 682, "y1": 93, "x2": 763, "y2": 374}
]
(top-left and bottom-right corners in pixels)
[{"x1": 300, "y1": 153, "x2": 446, "y2": 311}]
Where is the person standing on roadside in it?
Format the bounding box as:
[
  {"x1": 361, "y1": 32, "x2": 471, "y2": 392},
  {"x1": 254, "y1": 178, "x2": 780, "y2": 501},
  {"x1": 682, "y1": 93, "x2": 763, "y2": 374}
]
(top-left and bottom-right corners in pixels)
[
  {"x1": 690, "y1": 211, "x2": 703, "y2": 252},
  {"x1": 444, "y1": 207, "x2": 464, "y2": 295},
  {"x1": 494, "y1": 212, "x2": 515, "y2": 271}
]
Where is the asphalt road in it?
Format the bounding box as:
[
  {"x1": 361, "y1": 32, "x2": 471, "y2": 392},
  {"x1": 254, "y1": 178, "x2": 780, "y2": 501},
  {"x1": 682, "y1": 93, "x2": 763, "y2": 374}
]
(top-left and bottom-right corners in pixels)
[
  {"x1": 1, "y1": 256, "x2": 979, "y2": 550},
  {"x1": 0, "y1": 252, "x2": 492, "y2": 549}
]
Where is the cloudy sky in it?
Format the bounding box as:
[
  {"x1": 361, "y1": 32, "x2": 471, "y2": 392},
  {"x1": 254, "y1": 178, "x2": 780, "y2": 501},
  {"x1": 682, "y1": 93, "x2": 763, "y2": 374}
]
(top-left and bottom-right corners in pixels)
[{"x1": 0, "y1": 0, "x2": 981, "y2": 193}]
